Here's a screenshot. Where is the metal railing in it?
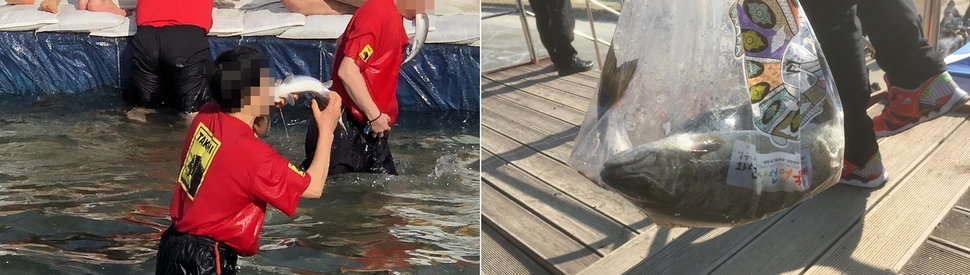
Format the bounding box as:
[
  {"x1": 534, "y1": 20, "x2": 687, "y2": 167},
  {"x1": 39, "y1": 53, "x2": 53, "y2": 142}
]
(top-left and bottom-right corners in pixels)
[
  {"x1": 582, "y1": 0, "x2": 620, "y2": 69},
  {"x1": 479, "y1": 0, "x2": 537, "y2": 74},
  {"x1": 481, "y1": 0, "x2": 619, "y2": 74}
]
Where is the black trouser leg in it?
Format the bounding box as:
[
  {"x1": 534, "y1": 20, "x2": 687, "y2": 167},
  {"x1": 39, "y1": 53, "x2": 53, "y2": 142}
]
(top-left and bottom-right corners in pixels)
[
  {"x1": 302, "y1": 111, "x2": 397, "y2": 175},
  {"x1": 161, "y1": 25, "x2": 213, "y2": 114},
  {"x1": 801, "y1": 0, "x2": 880, "y2": 166},
  {"x1": 156, "y1": 226, "x2": 238, "y2": 275},
  {"x1": 857, "y1": 0, "x2": 947, "y2": 89},
  {"x1": 128, "y1": 25, "x2": 212, "y2": 113},
  {"x1": 527, "y1": 0, "x2": 578, "y2": 67},
  {"x1": 129, "y1": 26, "x2": 163, "y2": 109}
]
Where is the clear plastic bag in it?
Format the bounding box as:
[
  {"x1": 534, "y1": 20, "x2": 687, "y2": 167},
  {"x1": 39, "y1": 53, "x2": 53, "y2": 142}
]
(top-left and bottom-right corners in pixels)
[{"x1": 568, "y1": 0, "x2": 845, "y2": 227}]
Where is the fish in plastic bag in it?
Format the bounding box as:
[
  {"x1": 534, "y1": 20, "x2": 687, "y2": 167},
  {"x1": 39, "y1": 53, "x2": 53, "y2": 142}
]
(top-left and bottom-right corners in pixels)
[{"x1": 567, "y1": 0, "x2": 846, "y2": 227}]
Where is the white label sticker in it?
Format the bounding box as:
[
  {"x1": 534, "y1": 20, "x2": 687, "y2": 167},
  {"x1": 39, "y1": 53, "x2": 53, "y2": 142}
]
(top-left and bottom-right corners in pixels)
[{"x1": 726, "y1": 140, "x2": 812, "y2": 194}]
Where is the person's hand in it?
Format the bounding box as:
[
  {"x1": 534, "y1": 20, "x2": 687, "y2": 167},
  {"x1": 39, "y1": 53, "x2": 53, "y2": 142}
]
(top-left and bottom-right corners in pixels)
[
  {"x1": 367, "y1": 112, "x2": 391, "y2": 138},
  {"x1": 312, "y1": 92, "x2": 342, "y2": 133},
  {"x1": 274, "y1": 94, "x2": 302, "y2": 108}
]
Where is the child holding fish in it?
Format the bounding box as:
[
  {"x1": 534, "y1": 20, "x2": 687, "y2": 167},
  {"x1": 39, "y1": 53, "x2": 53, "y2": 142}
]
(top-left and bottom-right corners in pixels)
[{"x1": 155, "y1": 46, "x2": 342, "y2": 274}]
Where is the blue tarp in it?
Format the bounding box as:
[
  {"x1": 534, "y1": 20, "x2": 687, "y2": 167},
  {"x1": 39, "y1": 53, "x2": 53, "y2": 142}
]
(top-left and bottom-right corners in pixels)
[
  {"x1": 0, "y1": 32, "x2": 480, "y2": 112},
  {"x1": 946, "y1": 42, "x2": 970, "y2": 91},
  {"x1": 948, "y1": 43, "x2": 970, "y2": 75}
]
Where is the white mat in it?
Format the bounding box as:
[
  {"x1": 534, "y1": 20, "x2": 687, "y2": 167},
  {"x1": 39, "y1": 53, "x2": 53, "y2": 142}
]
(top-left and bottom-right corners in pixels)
[
  {"x1": 232, "y1": 2, "x2": 305, "y2": 37},
  {"x1": 277, "y1": 14, "x2": 351, "y2": 40},
  {"x1": 35, "y1": 5, "x2": 125, "y2": 33},
  {"x1": 89, "y1": 14, "x2": 133, "y2": 37},
  {"x1": 0, "y1": 3, "x2": 58, "y2": 31},
  {"x1": 210, "y1": 8, "x2": 244, "y2": 36},
  {"x1": 0, "y1": 0, "x2": 479, "y2": 44}
]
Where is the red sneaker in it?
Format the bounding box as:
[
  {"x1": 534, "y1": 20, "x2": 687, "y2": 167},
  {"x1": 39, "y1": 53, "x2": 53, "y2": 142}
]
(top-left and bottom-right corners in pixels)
[
  {"x1": 839, "y1": 153, "x2": 888, "y2": 188},
  {"x1": 872, "y1": 72, "x2": 970, "y2": 137}
]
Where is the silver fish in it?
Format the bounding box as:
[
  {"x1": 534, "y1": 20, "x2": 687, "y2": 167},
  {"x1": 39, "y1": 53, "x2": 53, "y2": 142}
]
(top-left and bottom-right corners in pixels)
[
  {"x1": 274, "y1": 75, "x2": 347, "y2": 132},
  {"x1": 402, "y1": 13, "x2": 429, "y2": 64}
]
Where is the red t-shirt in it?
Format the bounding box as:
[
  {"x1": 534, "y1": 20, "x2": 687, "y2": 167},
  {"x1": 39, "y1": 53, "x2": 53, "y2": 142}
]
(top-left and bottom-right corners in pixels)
[
  {"x1": 169, "y1": 103, "x2": 311, "y2": 256},
  {"x1": 331, "y1": 0, "x2": 408, "y2": 126},
  {"x1": 136, "y1": 0, "x2": 213, "y2": 33}
]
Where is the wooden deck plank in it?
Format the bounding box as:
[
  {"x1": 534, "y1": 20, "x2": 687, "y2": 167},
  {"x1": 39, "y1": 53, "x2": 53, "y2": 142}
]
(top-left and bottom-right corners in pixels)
[
  {"x1": 632, "y1": 216, "x2": 787, "y2": 274},
  {"x1": 485, "y1": 71, "x2": 593, "y2": 113},
  {"x1": 489, "y1": 64, "x2": 598, "y2": 88},
  {"x1": 482, "y1": 79, "x2": 587, "y2": 126},
  {"x1": 579, "y1": 207, "x2": 786, "y2": 275},
  {"x1": 560, "y1": 66, "x2": 603, "y2": 88},
  {"x1": 481, "y1": 126, "x2": 652, "y2": 233},
  {"x1": 580, "y1": 67, "x2": 601, "y2": 78},
  {"x1": 482, "y1": 106, "x2": 576, "y2": 164},
  {"x1": 807, "y1": 117, "x2": 970, "y2": 274},
  {"x1": 496, "y1": 59, "x2": 602, "y2": 90},
  {"x1": 574, "y1": 227, "x2": 692, "y2": 275},
  {"x1": 496, "y1": 65, "x2": 599, "y2": 99},
  {"x1": 711, "y1": 113, "x2": 970, "y2": 274},
  {"x1": 532, "y1": 59, "x2": 600, "y2": 78},
  {"x1": 482, "y1": 183, "x2": 601, "y2": 275},
  {"x1": 496, "y1": 86, "x2": 587, "y2": 124},
  {"x1": 482, "y1": 222, "x2": 552, "y2": 275},
  {"x1": 709, "y1": 188, "x2": 885, "y2": 275},
  {"x1": 486, "y1": 68, "x2": 594, "y2": 104},
  {"x1": 503, "y1": 64, "x2": 600, "y2": 89},
  {"x1": 482, "y1": 148, "x2": 636, "y2": 256}
]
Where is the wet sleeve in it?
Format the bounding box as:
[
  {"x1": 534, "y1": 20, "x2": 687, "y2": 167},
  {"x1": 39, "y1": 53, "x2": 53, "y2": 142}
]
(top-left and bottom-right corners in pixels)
[
  {"x1": 340, "y1": 24, "x2": 380, "y2": 69},
  {"x1": 251, "y1": 149, "x2": 312, "y2": 217}
]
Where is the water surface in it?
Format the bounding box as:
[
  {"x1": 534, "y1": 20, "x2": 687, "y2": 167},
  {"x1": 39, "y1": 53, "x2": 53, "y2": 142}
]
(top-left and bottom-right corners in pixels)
[{"x1": 0, "y1": 89, "x2": 481, "y2": 274}]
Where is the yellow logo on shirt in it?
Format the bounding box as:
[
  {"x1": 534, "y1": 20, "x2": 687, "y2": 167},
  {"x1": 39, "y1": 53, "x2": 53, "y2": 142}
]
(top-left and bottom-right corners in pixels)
[
  {"x1": 288, "y1": 163, "x2": 306, "y2": 176},
  {"x1": 359, "y1": 44, "x2": 374, "y2": 62},
  {"x1": 177, "y1": 123, "x2": 222, "y2": 200}
]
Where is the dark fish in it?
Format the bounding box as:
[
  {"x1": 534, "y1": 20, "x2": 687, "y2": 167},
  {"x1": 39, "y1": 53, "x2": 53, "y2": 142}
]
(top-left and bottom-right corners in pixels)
[
  {"x1": 599, "y1": 128, "x2": 841, "y2": 227},
  {"x1": 595, "y1": 48, "x2": 639, "y2": 119}
]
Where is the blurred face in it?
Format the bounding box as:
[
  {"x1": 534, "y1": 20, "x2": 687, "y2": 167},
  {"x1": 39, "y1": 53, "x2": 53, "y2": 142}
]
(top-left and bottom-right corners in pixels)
[
  {"x1": 397, "y1": 0, "x2": 433, "y2": 20},
  {"x1": 240, "y1": 68, "x2": 274, "y2": 117}
]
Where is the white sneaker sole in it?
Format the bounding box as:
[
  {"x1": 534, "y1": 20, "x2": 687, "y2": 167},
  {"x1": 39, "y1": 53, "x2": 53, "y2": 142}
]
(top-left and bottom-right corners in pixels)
[{"x1": 838, "y1": 169, "x2": 889, "y2": 189}]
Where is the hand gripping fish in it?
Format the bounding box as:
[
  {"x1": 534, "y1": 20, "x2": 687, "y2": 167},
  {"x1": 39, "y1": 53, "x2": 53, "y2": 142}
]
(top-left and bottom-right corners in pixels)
[{"x1": 274, "y1": 75, "x2": 346, "y2": 131}]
